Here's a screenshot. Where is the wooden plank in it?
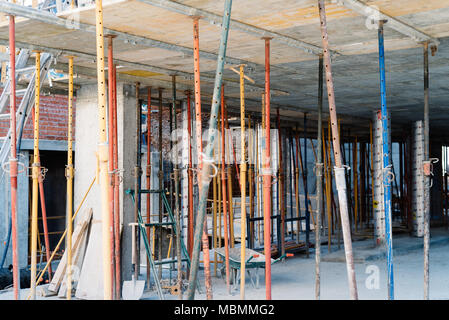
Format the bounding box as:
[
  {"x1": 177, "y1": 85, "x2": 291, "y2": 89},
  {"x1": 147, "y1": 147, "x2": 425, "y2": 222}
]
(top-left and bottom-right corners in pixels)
[
  {"x1": 47, "y1": 208, "x2": 93, "y2": 293},
  {"x1": 57, "y1": 221, "x2": 90, "y2": 298}
]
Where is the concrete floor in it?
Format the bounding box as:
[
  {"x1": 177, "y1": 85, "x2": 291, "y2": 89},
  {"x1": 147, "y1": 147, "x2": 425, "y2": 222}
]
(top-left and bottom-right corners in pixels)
[
  {"x1": 143, "y1": 227, "x2": 449, "y2": 300},
  {"x1": 2, "y1": 228, "x2": 449, "y2": 300}
]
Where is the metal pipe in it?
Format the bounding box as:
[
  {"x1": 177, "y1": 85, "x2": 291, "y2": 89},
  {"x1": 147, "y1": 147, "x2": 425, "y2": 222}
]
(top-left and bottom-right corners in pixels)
[
  {"x1": 225, "y1": 107, "x2": 235, "y2": 248},
  {"x1": 315, "y1": 54, "x2": 324, "y2": 300},
  {"x1": 134, "y1": 82, "x2": 141, "y2": 283},
  {"x1": 107, "y1": 36, "x2": 115, "y2": 299},
  {"x1": 95, "y1": 0, "x2": 112, "y2": 300},
  {"x1": 318, "y1": 0, "x2": 358, "y2": 300},
  {"x1": 378, "y1": 20, "x2": 394, "y2": 300},
  {"x1": 277, "y1": 109, "x2": 285, "y2": 257},
  {"x1": 191, "y1": 19, "x2": 212, "y2": 298},
  {"x1": 248, "y1": 115, "x2": 255, "y2": 247},
  {"x1": 185, "y1": 91, "x2": 194, "y2": 263},
  {"x1": 145, "y1": 86, "x2": 152, "y2": 290},
  {"x1": 185, "y1": 0, "x2": 233, "y2": 299},
  {"x1": 172, "y1": 76, "x2": 183, "y2": 299},
  {"x1": 158, "y1": 87, "x2": 163, "y2": 281},
  {"x1": 262, "y1": 36, "x2": 272, "y2": 300},
  {"x1": 353, "y1": 137, "x2": 358, "y2": 232},
  {"x1": 66, "y1": 55, "x2": 75, "y2": 299},
  {"x1": 304, "y1": 114, "x2": 310, "y2": 257},
  {"x1": 191, "y1": 17, "x2": 201, "y2": 259},
  {"x1": 423, "y1": 41, "x2": 430, "y2": 300},
  {"x1": 220, "y1": 85, "x2": 230, "y2": 294},
  {"x1": 112, "y1": 63, "x2": 120, "y2": 300},
  {"x1": 8, "y1": 12, "x2": 20, "y2": 300},
  {"x1": 30, "y1": 51, "x2": 41, "y2": 300},
  {"x1": 239, "y1": 64, "x2": 247, "y2": 299}
]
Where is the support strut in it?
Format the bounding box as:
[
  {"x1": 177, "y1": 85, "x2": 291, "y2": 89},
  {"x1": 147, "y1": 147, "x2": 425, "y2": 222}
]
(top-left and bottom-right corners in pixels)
[
  {"x1": 185, "y1": 0, "x2": 233, "y2": 299},
  {"x1": 378, "y1": 20, "x2": 394, "y2": 300},
  {"x1": 318, "y1": 0, "x2": 358, "y2": 300}
]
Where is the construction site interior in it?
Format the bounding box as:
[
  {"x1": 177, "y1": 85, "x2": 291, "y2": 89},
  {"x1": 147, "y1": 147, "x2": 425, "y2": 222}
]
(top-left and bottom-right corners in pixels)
[{"x1": 0, "y1": 0, "x2": 448, "y2": 301}]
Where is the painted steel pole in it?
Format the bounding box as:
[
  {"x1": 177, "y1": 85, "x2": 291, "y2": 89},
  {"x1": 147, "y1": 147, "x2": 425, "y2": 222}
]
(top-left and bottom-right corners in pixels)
[
  {"x1": 191, "y1": 18, "x2": 212, "y2": 298},
  {"x1": 378, "y1": 20, "x2": 394, "y2": 300},
  {"x1": 262, "y1": 36, "x2": 272, "y2": 300},
  {"x1": 171, "y1": 76, "x2": 183, "y2": 299},
  {"x1": 8, "y1": 11, "x2": 20, "y2": 300},
  {"x1": 146, "y1": 86, "x2": 152, "y2": 290},
  {"x1": 95, "y1": 0, "x2": 112, "y2": 300},
  {"x1": 66, "y1": 56, "x2": 75, "y2": 300},
  {"x1": 277, "y1": 109, "x2": 285, "y2": 258},
  {"x1": 318, "y1": 0, "x2": 358, "y2": 300},
  {"x1": 158, "y1": 87, "x2": 163, "y2": 280},
  {"x1": 185, "y1": 90, "x2": 193, "y2": 293},
  {"x1": 134, "y1": 82, "x2": 142, "y2": 282},
  {"x1": 239, "y1": 64, "x2": 247, "y2": 299},
  {"x1": 185, "y1": 0, "x2": 233, "y2": 299},
  {"x1": 107, "y1": 36, "x2": 115, "y2": 299},
  {"x1": 30, "y1": 51, "x2": 41, "y2": 300},
  {"x1": 315, "y1": 54, "x2": 324, "y2": 300},
  {"x1": 112, "y1": 63, "x2": 121, "y2": 300},
  {"x1": 304, "y1": 113, "x2": 310, "y2": 257},
  {"x1": 186, "y1": 90, "x2": 194, "y2": 262},
  {"x1": 220, "y1": 85, "x2": 231, "y2": 295},
  {"x1": 423, "y1": 41, "x2": 430, "y2": 300},
  {"x1": 191, "y1": 16, "x2": 201, "y2": 259}
]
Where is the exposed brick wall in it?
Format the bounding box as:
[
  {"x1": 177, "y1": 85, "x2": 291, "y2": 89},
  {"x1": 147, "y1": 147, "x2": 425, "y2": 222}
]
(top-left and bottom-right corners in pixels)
[{"x1": 0, "y1": 89, "x2": 75, "y2": 141}]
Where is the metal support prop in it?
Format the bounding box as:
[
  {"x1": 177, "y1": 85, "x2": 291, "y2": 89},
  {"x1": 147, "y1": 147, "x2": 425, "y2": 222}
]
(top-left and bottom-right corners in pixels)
[
  {"x1": 315, "y1": 54, "x2": 324, "y2": 300},
  {"x1": 353, "y1": 137, "x2": 358, "y2": 232},
  {"x1": 304, "y1": 114, "x2": 310, "y2": 257},
  {"x1": 318, "y1": 0, "x2": 358, "y2": 300},
  {"x1": 8, "y1": 11, "x2": 20, "y2": 300},
  {"x1": 220, "y1": 85, "x2": 231, "y2": 295},
  {"x1": 95, "y1": 0, "x2": 112, "y2": 299},
  {"x1": 186, "y1": 90, "x2": 193, "y2": 262},
  {"x1": 248, "y1": 115, "x2": 254, "y2": 247},
  {"x1": 225, "y1": 107, "x2": 235, "y2": 248},
  {"x1": 378, "y1": 20, "x2": 394, "y2": 300},
  {"x1": 146, "y1": 86, "x2": 152, "y2": 289},
  {"x1": 134, "y1": 82, "x2": 142, "y2": 282},
  {"x1": 239, "y1": 64, "x2": 247, "y2": 299},
  {"x1": 158, "y1": 87, "x2": 163, "y2": 280},
  {"x1": 107, "y1": 36, "x2": 115, "y2": 299},
  {"x1": 171, "y1": 75, "x2": 183, "y2": 299},
  {"x1": 185, "y1": 0, "x2": 233, "y2": 299},
  {"x1": 66, "y1": 55, "x2": 75, "y2": 300},
  {"x1": 277, "y1": 109, "x2": 285, "y2": 257},
  {"x1": 30, "y1": 51, "x2": 41, "y2": 300},
  {"x1": 191, "y1": 19, "x2": 212, "y2": 298},
  {"x1": 112, "y1": 63, "x2": 120, "y2": 300},
  {"x1": 423, "y1": 41, "x2": 430, "y2": 300},
  {"x1": 191, "y1": 17, "x2": 201, "y2": 259},
  {"x1": 262, "y1": 36, "x2": 272, "y2": 300}
]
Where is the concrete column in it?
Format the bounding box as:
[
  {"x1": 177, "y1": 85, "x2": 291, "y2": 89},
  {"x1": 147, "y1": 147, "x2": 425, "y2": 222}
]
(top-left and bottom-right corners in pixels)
[{"x1": 74, "y1": 83, "x2": 136, "y2": 299}]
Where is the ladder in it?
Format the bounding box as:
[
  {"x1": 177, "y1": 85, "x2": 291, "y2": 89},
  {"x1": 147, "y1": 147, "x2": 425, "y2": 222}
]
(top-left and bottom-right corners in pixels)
[
  {"x1": 126, "y1": 188, "x2": 202, "y2": 298},
  {"x1": 0, "y1": 51, "x2": 53, "y2": 169}
]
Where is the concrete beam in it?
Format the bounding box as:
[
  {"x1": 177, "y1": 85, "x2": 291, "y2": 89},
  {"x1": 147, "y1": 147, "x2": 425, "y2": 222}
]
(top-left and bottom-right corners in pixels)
[
  {"x1": 0, "y1": 1, "x2": 259, "y2": 70},
  {"x1": 136, "y1": 0, "x2": 332, "y2": 56},
  {"x1": 337, "y1": 0, "x2": 439, "y2": 46}
]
